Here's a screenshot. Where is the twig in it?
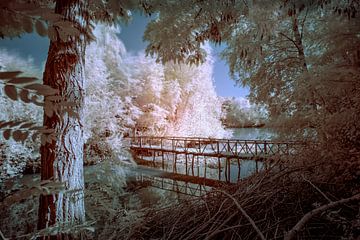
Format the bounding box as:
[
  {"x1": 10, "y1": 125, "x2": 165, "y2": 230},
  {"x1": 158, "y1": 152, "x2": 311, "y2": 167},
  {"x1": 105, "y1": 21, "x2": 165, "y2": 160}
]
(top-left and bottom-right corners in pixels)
[
  {"x1": 215, "y1": 190, "x2": 266, "y2": 240},
  {"x1": 0, "y1": 230, "x2": 9, "y2": 240},
  {"x1": 284, "y1": 193, "x2": 360, "y2": 240},
  {"x1": 302, "y1": 175, "x2": 332, "y2": 203}
]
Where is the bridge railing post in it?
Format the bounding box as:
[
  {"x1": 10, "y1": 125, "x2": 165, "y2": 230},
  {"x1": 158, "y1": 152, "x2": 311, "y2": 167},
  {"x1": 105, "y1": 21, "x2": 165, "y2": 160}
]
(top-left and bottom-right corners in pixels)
[
  {"x1": 255, "y1": 141, "x2": 258, "y2": 156},
  {"x1": 264, "y1": 141, "x2": 267, "y2": 155}
]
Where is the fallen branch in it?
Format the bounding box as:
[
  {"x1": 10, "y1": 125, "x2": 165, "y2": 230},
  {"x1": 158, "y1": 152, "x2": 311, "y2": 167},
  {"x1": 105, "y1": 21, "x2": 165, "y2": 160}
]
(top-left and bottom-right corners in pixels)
[
  {"x1": 0, "y1": 230, "x2": 9, "y2": 240},
  {"x1": 302, "y1": 175, "x2": 332, "y2": 203},
  {"x1": 216, "y1": 190, "x2": 266, "y2": 240},
  {"x1": 284, "y1": 193, "x2": 360, "y2": 240}
]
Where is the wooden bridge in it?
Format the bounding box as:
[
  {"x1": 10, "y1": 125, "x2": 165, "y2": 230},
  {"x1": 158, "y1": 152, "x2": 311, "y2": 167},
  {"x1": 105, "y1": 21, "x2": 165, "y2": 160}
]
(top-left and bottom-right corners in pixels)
[
  {"x1": 125, "y1": 136, "x2": 302, "y2": 188},
  {"x1": 127, "y1": 136, "x2": 299, "y2": 160}
]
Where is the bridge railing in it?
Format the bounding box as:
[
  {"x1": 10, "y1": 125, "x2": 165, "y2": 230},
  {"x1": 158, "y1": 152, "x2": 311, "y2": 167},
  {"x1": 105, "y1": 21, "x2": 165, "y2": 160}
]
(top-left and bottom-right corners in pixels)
[{"x1": 126, "y1": 136, "x2": 302, "y2": 157}]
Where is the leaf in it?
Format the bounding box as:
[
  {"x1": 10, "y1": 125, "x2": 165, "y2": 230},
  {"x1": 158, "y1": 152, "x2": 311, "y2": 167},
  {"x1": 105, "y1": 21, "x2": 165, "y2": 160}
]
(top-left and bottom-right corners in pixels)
[
  {"x1": 0, "y1": 71, "x2": 22, "y2": 79},
  {"x1": 0, "y1": 121, "x2": 11, "y2": 128},
  {"x1": 3, "y1": 129, "x2": 11, "y2": 140},
  {"x1": 40, "y1": 12, "x2": 62, "y2": 22},
  {"x1": 20, "y1": 131, "x2": 29, "y2": 143},
  {"x1": 29, "y1": 126, "x2": 44, "y2": 131},
  {"x1": 39, "y1": 128, "x2": 55, "y2": 134},
  {"x1": 24, "y1": 83, "x2": 58, "y2": 96},
  {"x1": 22, "y1": 17, "x2": 33, "y2": 33},
  {"x1": 8, "y1": 77, "x2": 38, "y2": 84},
  {"x1": 47, "y1": 26, "x2": 57, "y2": 41},
  {"x1": 12, "y1": 130, "x2": 23, "y2": 142},
  {"x1": 9, "y1": 121, "x2": 24, "y2": 127},
  {"x1": 35, "y1": 20, "x2": 47, "y2": 37},
  {"x1": 46, "y1": 95, "x2": 62, "y2": 101},
  {"x1": 20, "y1": 122, "x2": 35, "y2": 128},
  {"x1": 19, "y1": 89, "x2": 31, "y2": 103},
  {"x1": 4, "y1": 85, "x2": 18, "y2": 100},
  {"x1": 0, "y1": 121, "x2": 22, "y2": 128}
]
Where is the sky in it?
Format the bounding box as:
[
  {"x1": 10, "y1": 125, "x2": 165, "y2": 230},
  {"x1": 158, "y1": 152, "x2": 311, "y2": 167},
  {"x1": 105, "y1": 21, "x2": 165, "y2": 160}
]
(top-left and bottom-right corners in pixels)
[{"x1": 0, "y1": 14, "x2": 249, "y2": 98}]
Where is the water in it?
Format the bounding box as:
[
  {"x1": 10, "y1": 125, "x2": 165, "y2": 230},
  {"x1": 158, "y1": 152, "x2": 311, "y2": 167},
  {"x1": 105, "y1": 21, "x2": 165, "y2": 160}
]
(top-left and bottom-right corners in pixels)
[
  {"x1": 133, "y1": 128, "x2": 275, "y2": 194},
  {"x1": 230, "y1": 127, "x2": 275, "y2": 140}
]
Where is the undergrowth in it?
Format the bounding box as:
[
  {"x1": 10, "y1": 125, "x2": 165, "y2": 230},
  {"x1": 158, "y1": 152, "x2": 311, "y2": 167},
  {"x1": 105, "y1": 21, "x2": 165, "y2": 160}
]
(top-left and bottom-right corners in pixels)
[{"x1": 127, "y1": 146, "x2": 360, "y2": 240}]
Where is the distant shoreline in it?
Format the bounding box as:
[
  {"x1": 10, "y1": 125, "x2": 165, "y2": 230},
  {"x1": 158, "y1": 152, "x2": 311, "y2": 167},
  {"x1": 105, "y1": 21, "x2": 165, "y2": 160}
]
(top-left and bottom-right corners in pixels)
[{"x1": 223, "y1": 123, "x2": 266, "y2": 129}]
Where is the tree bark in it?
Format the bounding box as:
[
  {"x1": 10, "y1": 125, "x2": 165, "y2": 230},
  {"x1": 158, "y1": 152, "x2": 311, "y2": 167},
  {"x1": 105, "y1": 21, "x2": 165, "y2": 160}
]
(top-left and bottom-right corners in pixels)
[
  {"x1": 292, "y1": 15, "x2": 308, "y2": 72},
  {"x1": 37, "y1": 0, "x2": 88, "y2": 238}
]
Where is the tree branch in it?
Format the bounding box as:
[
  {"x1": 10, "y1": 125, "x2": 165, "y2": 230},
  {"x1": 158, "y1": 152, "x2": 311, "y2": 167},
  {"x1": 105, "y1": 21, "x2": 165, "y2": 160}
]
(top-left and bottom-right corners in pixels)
[
  {"x1": 279, "y1": 32, "x2": 301, "y2": 53},
  {"x1": 302, "y1": 175, "x2": 332, "y2": 203},
  {"x1": 216, "y1": 190, "x2": 266, "y2": 240},
  {"x1": 284, "y1": 193, "x2": 360, "y2": 240},
  {"x1": 0, "y1": 230, "x2": 9, "y2": 240}
]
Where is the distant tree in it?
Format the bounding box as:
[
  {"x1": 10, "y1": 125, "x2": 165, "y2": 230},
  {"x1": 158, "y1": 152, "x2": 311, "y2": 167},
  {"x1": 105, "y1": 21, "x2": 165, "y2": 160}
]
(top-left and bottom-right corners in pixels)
[
  {"x1": 163, "y1": 46, "x2": 228, "y2": 138},
  {"x1": 221, "y1": 97, "x2": 266, "y2": 128}
]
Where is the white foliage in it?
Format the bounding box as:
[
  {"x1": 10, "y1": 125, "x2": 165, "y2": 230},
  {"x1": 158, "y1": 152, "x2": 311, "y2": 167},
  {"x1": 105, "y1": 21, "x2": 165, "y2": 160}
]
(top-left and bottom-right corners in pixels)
[
  {"x1": 0, "y1": 49, "x2": 42, "y2": 180},
  {"x1": 1, "y1": 24, "x2": 230, "y2": 178},
  {"x1": 221, "y1": 96, "x2": 267, "y2": 128},
  {"x1": 163, "y1": 46, "x2": 229, "y2": 138},
  {"x1": 84, "y1": 24, "x2": 129, "y2": 161}
]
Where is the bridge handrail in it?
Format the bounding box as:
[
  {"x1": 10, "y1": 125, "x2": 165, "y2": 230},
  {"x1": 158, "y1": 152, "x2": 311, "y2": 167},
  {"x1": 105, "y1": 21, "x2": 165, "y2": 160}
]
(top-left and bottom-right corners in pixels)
[{"x1": 125, "y1": 136, "x2": 305, "y2": 145}]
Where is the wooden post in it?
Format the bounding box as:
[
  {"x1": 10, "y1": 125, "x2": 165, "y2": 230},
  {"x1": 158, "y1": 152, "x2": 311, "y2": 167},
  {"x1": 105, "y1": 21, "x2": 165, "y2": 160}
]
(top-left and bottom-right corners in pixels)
[
  {"x1": 237, "y1": 158, "x2": 241, "y2": 182},
  {"x1": 174, "y1": 153, "x2": 177, "y2": 173},
  {"x1": 185, "y1": 154, "x2": 188, "y2": 175},
  {"x1": 255, "y1": 141, "x2": 258, "y2": 156},
  {"x1": 152, "y1": 150, "x2": 155, "y2": 167},
  {"x1": 264, "y1": 141, "x2": 267, "y2": 155},
  {"x1": 204, "y1": 157, "x2": 207, "y2": 178},
  {"x1": 191, "y1": 155, "x2": 195, "y2": 176},
  {"x1": 224, "y1": 157, "x2": 228, "y2": 182},
  {"x1": 218, "y1": 157, "x2": 221, "y2": 181},
  {"x1": 161, "y1": 151, "x2": 164, "y2": 170},
  {"x1": 235, "y1": 142, "x2": 238, "y2": 157},
  {"x1": 227, "y1": 157, "x2": 231, "y2": 182},
  {"x1": 197, "y1": 156, "x2": 199, "y2": 177}
]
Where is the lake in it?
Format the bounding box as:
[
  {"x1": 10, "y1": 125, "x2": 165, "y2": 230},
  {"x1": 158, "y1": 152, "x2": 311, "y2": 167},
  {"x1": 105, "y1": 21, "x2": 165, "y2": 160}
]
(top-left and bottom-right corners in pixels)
[{"x1": 230, "y1": 127, "x2": 275, "y2": 139}]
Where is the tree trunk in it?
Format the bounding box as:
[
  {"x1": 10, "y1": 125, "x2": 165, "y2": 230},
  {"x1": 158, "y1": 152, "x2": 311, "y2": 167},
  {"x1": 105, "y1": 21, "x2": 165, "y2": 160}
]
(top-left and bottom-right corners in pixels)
[
  {"x1": 292, "y1": 14, "x2": 317, "y2": 111},
  {"x1": 292, "y1": 15, "x2": 308, "y2": 72},
  {"x1": 37, "y1": 0, "x2": 88, "y2": 237}
]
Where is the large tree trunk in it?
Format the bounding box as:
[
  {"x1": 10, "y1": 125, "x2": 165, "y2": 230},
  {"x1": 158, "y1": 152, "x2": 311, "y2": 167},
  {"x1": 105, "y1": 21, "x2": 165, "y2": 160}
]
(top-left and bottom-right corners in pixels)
[{"x1": 37, "y1": 0, "x2": 88, "y2": 237}]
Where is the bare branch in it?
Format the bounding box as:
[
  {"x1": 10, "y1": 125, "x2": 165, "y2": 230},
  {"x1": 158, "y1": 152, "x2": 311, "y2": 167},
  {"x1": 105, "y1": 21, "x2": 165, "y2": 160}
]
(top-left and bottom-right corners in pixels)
[
  {"x1": 216, "y1": 190, "x2": 266, "y2": 240},
  {"x1": 302, "y1": 175, "x2": 332, "y2": 203},
  {"x1": 0, "y1": 230, "x2": 9, "y2": 240},
  {"x1": 279, "y1": 32, "x2": 301, "y2": 53},
  {"x1": 284, "y1": 193, "x2": 360, "y2": 240}
]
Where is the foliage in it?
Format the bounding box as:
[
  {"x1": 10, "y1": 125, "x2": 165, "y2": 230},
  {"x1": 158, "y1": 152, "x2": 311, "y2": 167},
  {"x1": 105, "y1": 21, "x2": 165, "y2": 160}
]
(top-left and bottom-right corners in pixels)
[
  {"x1": 129, "y1": 156, "x2": 360, "y2": 240},
  {"x1": 221, "y1": 97, "x2": 267, "y2": 128},
  {"x1": 0, "y1": 49, "x2": 42, "y2": 181}
]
